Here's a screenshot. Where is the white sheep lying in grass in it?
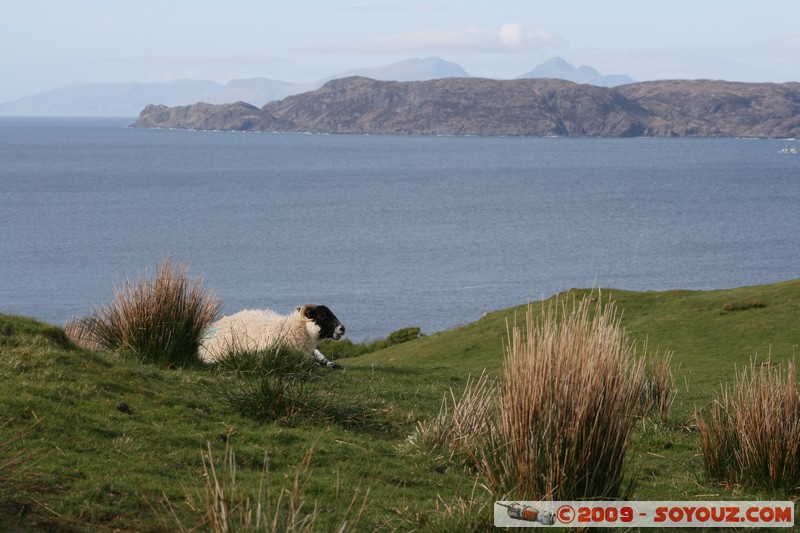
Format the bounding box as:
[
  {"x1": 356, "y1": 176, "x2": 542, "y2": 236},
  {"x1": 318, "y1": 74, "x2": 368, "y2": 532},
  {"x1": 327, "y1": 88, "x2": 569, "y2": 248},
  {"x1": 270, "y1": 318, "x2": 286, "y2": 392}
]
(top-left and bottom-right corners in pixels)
[{"x1": 198, "y1": 304, "x2": 345, "y2": 368}]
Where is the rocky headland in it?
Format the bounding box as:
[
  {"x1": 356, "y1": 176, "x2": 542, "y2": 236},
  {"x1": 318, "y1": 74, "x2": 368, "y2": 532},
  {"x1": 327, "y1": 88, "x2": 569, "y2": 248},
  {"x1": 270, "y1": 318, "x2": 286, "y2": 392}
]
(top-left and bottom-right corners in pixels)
[{"x1": 131, "y1": 77, "x2": 800, "y2": 138}]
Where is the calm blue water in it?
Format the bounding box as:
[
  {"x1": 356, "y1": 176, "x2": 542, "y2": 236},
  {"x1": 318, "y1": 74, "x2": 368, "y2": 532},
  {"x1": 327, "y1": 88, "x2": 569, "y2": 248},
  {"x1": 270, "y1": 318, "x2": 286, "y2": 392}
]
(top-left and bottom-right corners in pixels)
[{"x1": 1, "y1": 117, "x2": 798, "y2": 341}]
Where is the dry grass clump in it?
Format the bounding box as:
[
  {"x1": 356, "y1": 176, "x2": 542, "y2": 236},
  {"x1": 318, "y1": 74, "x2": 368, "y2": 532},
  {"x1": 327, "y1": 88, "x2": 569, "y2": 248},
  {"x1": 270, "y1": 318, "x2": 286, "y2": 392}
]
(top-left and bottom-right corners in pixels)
[
  {"x1": 408, "y1": 372, "x2": 499, "y2": 464},
  {"x1": 66, "y1": 258, "x2": 221, "y2": 367},
  {"x1": 160, "y1": 444, "x2": 367, "y2": 532},
  {"x1": 64, "y1": 316, "x2": 103, "y2": 351},
  {"x1": 488, "y1": 296, "x2": 646, "y2": 500},
  {"x1": 696, "y1": 358, "x2": 800, "y2": 490},
  {"x1": 641, "y1": 348, "x2": 677, "y2": 420},
  {"x1": 414, "y1": 295, "x2": 654, "y2": 501},
  {"x1": 414, "y1": 487, "x2": 493, "y2": 533}
]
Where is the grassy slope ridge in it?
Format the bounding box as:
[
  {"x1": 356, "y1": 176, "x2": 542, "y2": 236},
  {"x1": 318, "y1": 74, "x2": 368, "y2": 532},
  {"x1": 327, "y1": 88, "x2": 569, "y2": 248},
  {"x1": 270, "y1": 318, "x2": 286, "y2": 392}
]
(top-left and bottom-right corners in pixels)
[
  {"x1": 0, "y1": 279, "x2": 798, "y2": 530},
  {"x1": 354, "y1": 280, "x2": 800, "y2": 412}
]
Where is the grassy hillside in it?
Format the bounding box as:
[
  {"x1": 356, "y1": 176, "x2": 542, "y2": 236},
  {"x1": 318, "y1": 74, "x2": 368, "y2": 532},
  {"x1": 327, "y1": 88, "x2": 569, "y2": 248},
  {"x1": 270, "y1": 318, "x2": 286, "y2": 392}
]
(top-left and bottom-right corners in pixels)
[
  {"x1": 1, "y1": 280, "x2": 799, "y2": 531},
  {"x1": 355, "y1": 280, "x2": 800, "y2": 416}
]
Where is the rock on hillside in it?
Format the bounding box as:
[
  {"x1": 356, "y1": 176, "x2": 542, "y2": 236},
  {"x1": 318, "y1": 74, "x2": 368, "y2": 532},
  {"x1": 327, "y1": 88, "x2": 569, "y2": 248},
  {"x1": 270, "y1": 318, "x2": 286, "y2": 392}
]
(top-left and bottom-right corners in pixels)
[
  {"x1": 616, "y1": 80, "x2": 800, "y2": 137},
  {"x1": 131, "y1": 77, "x2": 800, "y2": 138},
  {"x1": 132, "y1": 101, "x2": 288, "y2": 131},
  {"x1": 260, "y1": 77, "x2": 648, "y2": 136}
]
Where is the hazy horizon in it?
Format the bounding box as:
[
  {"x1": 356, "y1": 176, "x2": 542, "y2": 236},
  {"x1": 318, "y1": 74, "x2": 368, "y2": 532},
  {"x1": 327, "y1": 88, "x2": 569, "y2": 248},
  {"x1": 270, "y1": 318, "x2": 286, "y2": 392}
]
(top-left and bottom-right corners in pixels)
[{"x1": 3, "y1": 0, "x2": 799, "y2": 103}]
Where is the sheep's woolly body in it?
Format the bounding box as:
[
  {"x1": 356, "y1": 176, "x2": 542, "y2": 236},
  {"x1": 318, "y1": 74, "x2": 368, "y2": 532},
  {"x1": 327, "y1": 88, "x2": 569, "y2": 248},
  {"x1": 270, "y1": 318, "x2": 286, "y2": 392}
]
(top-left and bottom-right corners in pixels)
[{"x1": 198, "y1": 309, "x2": 321, "y2": 363}]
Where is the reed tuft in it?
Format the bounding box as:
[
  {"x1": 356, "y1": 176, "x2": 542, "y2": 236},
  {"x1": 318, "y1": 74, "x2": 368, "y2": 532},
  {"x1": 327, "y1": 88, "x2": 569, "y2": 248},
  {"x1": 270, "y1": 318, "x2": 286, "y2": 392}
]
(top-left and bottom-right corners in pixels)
[
  {"x1": 487, "y1": 295, "x2": 646, "y2": 500},
  {"x1": 66, "y1": 258, "x2": 221, "y2": 367},
  {"x1": 641, "y1": 348, "x2": 677, "y2": 421},
  {"x1": 696, "y1": 358, "x2": 800, "y2": 490},
  {"x1": 409, "y1": 371, "x2": 499, "y2": 465},
  {"x1": 413, "y1": 295, "x2": 651, "y2": 501}
]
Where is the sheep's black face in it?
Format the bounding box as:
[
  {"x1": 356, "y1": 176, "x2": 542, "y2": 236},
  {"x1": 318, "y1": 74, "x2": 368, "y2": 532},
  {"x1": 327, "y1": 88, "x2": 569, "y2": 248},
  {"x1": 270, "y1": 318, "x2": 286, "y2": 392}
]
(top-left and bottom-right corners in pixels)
[{"x1": 302, "y1": 304, "x2": 345, "y2": 340}]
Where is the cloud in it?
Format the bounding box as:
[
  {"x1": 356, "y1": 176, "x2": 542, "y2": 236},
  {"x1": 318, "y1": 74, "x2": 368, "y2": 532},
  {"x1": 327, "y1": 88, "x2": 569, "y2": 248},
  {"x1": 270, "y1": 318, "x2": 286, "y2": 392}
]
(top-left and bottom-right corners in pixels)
[
  {"x1": 306, "y1": 22, "x2": 566, "y2": 55},
  {"x1": 498, "y1": 22, "x2": 525, "y2": 48}
]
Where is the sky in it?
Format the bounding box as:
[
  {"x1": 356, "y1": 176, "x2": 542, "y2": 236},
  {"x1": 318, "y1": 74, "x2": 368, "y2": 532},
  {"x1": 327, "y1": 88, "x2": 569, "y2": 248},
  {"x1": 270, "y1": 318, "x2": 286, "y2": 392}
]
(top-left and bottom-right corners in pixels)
[{"x1": 2, "y1": 0, "x2": 799, "y2": 102}]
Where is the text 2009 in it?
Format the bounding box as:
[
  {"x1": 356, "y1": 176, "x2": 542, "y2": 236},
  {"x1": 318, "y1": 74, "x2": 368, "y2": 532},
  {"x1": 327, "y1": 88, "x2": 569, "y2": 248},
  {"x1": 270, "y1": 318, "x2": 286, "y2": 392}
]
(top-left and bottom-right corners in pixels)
[{"x1": 577, "y1": 506, "x2": 634, "y2": 523}]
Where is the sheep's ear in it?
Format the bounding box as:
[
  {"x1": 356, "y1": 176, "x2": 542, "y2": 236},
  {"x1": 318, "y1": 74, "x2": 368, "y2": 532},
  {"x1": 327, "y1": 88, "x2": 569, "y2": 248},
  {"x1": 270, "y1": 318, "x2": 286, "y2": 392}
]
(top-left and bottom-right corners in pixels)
[{"x1": 299, "y1": 304, "x2": 316, "y2": 319}]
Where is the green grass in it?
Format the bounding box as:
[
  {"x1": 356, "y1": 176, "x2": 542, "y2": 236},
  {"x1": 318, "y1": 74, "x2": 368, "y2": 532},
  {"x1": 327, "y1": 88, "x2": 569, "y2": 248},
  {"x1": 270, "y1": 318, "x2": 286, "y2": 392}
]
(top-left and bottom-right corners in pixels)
[
  {"x1": 1, "y1": 279, "x2": 799, "y2": 530},
  {"x1": 354, "y1": 281, "x2": 800, "y2": 417}
]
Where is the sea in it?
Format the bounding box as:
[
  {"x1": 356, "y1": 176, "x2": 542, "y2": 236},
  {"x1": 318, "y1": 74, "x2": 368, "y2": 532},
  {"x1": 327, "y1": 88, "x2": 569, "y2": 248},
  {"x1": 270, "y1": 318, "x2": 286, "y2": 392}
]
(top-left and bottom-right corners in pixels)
[{"x1": 1, "y1": 117, "x2": 798, "y2": 342}]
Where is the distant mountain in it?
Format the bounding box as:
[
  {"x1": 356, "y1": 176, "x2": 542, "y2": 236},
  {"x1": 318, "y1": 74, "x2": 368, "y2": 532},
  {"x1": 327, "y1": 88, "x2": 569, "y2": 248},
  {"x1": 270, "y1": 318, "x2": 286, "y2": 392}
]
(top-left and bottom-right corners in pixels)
[
  {"x1": 325, "y1": 57, "x2": 470, "y2": 82},
  {"x1": 0, "y1": 78, "x2": 303, "y2": 117},
  {"x1": 206, "y1": 78, "x2": 306, "y2": 106},
  {"x1": 132, "y1": 77, "x2": 800, "y2": 139},
  {"x1": 518, "y1": 57, "x2": 635, "y2": 87},
  {"x1": 0, "y1": 57, "x2": 470, "y2": 117},
  {"x1": 0, "y1": 80, "x2": 212, "y2": 117}
]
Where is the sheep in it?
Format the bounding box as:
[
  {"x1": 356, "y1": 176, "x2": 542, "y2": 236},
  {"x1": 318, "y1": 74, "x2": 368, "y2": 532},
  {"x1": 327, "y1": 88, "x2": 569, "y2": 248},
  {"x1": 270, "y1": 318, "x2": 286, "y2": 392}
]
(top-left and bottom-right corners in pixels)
[{"x1": 198, "y1": 304, "x2": 345, "y2": 368}]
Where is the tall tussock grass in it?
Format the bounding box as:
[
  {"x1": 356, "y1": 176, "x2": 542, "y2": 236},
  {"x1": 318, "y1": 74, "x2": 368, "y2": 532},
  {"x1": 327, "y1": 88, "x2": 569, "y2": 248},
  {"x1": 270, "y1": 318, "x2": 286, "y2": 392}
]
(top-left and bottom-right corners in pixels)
[
  {"x1": 490, "y1": 296, "x2": 646, "y2": 500},
  {"x1": 641, "y1": 348, "x2": 676, "y2": 421},
  {"x1": 66, "y1": 258, "x2": 221, "y2": 367},
  {"x1": 409, "y1": 372, "x2": 499, "y2": 465},
  {"x1": 696, "y1": 358, "x2": 800, "y2": 491},
  {"x1": 415, "y1": 295, "x2": 657, "y2": 501}
]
